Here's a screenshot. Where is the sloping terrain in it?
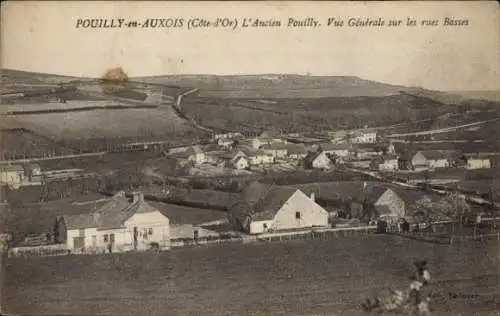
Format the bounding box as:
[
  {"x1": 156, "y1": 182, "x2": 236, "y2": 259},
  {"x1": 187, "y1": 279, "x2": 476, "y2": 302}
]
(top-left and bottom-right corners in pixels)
[{"x1": 4, "y1": 236, "x2": 498, "y2": 315}]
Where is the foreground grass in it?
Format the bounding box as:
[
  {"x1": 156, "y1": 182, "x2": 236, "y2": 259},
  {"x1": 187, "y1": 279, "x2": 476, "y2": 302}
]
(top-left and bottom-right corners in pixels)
[{"x1": 4, "y1": 235, "x2": 499, "y2": 315}]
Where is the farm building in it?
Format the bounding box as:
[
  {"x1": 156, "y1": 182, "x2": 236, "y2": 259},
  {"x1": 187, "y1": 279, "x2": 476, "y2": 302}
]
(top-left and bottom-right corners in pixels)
[
  {"x1": 463, "y1": 155, "x2": 492, "y2": 170},
  {"x1": 353, "y1": 144, "x2": 383, "y2": 159},
  {"x1": 350, "y1": 131, "x2": 377, "y2": 144},
  {"x1": 232, "y1": 156, "x2": 249, "y2": 170},
  {"x1": 0, "y1": 165, "x2": 25, "y2": 188},
  {"x1": 187, "y1": 146, "x2": 206, "y2": 165},
  {"x1": 410, "y1": 150, "x2": 454, "y2": 171},
  {"x1": 56, "y1": 191, "x2": 170, "y2": 253},
  {"x1": 238, "y1": 147, "x2": 274, "y2": 165},
  {"x1": 261, "y1": 143, "x2": 288, "y2": 159},
  {"x1": 373, "y1": 155, "x2": 399, "y2": 171},
  {"x1": 318, "y1": 143, "x2": 351, "y2": 157},
  {"x1": 358, "y1": 186, "x2": 406, "y2": 223},
  {"x1": 231, "y1": 185, "x2": 329, "y2": 234},
  {"x1": 286, "y1": 144, "x2": 308, "y2": 160},
  {"x1": 348, "y1": 158, "x2": 372, "y2": 169},
  {"x1": 303, "y1": 151, "x2": 333, "y2": 170}
]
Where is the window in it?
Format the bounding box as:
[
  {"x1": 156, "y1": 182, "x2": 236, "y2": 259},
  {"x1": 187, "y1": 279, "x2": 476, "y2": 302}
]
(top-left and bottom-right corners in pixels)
[
  {"x1": 148, "y1": 228, "x2": 153, "y2": 235},
  {"x1": 103, "y1": 234, "x2": 109, "y2": 243},
  {"x1": 73, "y1": 236, "x2": 84, "y2": 249},
  {"x1": 263, "y1": 223, "x2": 268, "y2": 229},
  {"x1": 295, "y1": 212, "x2": 301, "y2": 219},
  {"x1": 92, "y1": 235, "x2": 97, "y2": 247},
  {"x1": 109, "y1": 234, "x2": 115, "y2": 244}
]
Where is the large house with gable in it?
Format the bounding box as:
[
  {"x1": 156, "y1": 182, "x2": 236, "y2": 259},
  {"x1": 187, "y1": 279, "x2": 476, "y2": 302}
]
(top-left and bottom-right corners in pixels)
[
  {"x1": 56, "y1": 191, "x2": 170, "y2": 253},
  {"x1": 230, "y1": 182, "x2": 329, "y2": 234}
]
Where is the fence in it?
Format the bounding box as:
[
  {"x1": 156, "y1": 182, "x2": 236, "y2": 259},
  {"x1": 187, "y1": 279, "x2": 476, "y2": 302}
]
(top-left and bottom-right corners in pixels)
[
  {"x1": 256, "y1": 226, "x2": 377, "y2": 242},
  {"x1": 8, "y1": 244, "x2": 68, "y2": 258}
]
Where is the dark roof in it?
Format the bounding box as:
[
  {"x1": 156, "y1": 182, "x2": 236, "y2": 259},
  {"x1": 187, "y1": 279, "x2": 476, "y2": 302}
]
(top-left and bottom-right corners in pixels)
[
  {"x1": 0, "y1": 165, "x2": 24, "y2": 172},
  {"x1": 318, "y1": 143, "x2": 350, "y2": 151},
  {"x1": 252, "y1": 187, "x2": 299, "y2": 221},
  {"x1": 63, "y1": 191, "x2": 162, "y2": 230},
  {"x1": 261, "y1": 143, "x2": 289, "y2": 150},
  {"x1": 281, "y1": 181, "x2": 365, "y2": 202},
  {"x1": 286, "y1": 144, "x2": 308, "y2": 155},
  {"x1": 418, "y1": 150, "x2": 450, "y2": 160},
  {"x1": 242, "y1": 181, "x2": 273, "y2": 205}
]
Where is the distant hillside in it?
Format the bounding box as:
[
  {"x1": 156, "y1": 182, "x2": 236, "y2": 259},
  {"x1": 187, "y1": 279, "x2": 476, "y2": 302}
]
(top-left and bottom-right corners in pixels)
[
  {"x1": 449, "y1": 91, "x2": 500, "y2": 102},
  {"x1": 135, "y1": 74, "x2": 415, "y2": 98}
]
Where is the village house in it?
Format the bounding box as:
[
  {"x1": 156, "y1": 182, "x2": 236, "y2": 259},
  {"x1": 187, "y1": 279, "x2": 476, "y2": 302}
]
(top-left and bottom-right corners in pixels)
[
  {"x1": 463, "y1": 154, "x2": 492, "y2": 170},
  {"x1": 187, "y1": 145, "x2": 206, "y2": 165},
  {"x1": 232, "y1": 156, "x2": 250, "y2": 170},
  {"x1": 318, "y1": 143, "x2": 351, "y2": 158},
  {"x1": 353, "y1": 144, "x2": 383, "y2": 159},
  {"x1": 217, "y1": 137, "x2": 234, "y2": 149},
  {"x1": 372, "y1": 155, "x2": 399, "y2": 172},
  {"x1": 411, "y1": 150, "x2": 452, "y2": 171},
  {"x1": 303, "y1": 151, "x2": 334, "y2": 170},
  {"x1": 212, "y1": 132, "x2": 243, "y2": 141},
  {"x1": 261, "y1": 143, "x2": 288, "y2": 160},
  {"x1": 350, "y1": 131, "x2": 377, "y2": 144},
  {"x1": 348, "y1": 158, "x2": 372, "y2": 169},
  {"x1": 239, "y1": 146, "x2": 274, "y2": 166},
  {"x1": 286, "y1": 144, "x2": 308, "y2": 160},
  {"x1": 55, "y1": 191, "x2": 170, "y2": 253},
  {"x1": 231, "y1": 185, "x2": 329, "y2": 234},
  {"x1": 358, "y1": 185, "x2": 406, "y2": 224},
  {"x1": 328, "y1": 130, "x2": 348, "y2": 144},
  {"x1": 0, "y1": 165, "x2": 25, "y2": 188}
]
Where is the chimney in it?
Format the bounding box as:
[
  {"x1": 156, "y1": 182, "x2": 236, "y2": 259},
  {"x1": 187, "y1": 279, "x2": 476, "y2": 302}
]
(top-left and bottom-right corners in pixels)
[
  {"x1": 310, "y1": 192, "x2": 315, "y2": 202},
  {"x1": 132, "y1": 192, "x2": 144, "y2": 203}
]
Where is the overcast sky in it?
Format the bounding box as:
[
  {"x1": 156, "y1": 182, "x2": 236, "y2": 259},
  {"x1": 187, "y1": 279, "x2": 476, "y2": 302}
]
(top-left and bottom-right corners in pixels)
[{"x1": 2, "y1": 1, "x2": 498, "y2": 91}]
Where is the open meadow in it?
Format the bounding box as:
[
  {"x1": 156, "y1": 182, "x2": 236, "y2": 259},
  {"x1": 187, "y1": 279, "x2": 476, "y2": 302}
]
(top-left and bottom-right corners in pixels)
[{"x1": 3, "y1": 235, "x2": 499, "y2": 316}]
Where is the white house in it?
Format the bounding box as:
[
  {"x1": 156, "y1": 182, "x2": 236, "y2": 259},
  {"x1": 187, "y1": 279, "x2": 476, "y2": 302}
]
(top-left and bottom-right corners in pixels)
[
  {"x1": 261, "y1": 143, "x2": 288, "y2": 159},
  {"x1": 58, "y1": 191, "x2": 170, "y2": 253},
  {"x1": 187, "y1": 146, "x2": 206, "y2": 165},
  {"x1": 411, "y1": 150, "x2": 451, "y2": 170},
  {"x1": 241, "y1": 187, "x2": 329, "y2": 234},
  {"x1": 0, "y1": 165, "x2": 25, "y2": 188},
  {"x1": 351, "y1": 131, "x2": 377, "y2": 144},
  {"x1": 303, "y1": 151, "x2": 333, "y2": 170},
  {"x1": 465, "y1": 156, "x2": 491, "y2": 170},
  {"x1": 232, "y1": 156, "x2": 249, "y2": 170},
  {"x1": 217, "y1": 138, "x2": 234, "y2": 149},
  {"x1": 241, "y1": 148, "x2": 274, "y2": 166},
  {"x1": 286, "y1": 144, "x2": 308, "y2": 160},
  {"x1": 376, "y1": 155, "x2": 399, "y2": 171},
  {"x1": 318, "y1": 143, "x2": 351, "y2": 157}
]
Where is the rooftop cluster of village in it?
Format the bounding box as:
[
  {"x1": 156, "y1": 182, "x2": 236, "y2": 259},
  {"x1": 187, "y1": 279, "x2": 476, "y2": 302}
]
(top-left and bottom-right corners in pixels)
[{"x1": 1, "y1": 125, "x2": 497, "y2": 256}]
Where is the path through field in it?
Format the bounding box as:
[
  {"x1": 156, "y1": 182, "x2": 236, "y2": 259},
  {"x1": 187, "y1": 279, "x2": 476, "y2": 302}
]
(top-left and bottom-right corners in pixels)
[{"x1": 3, "y1": 235, "x2": 499, "y2": 315}]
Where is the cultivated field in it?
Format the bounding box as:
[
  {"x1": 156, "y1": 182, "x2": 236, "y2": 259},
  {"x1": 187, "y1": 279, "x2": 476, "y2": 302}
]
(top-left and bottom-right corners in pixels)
[
  {"x1": 0, "y1": 108, "x2": 196, "y2": 140},
  {"x1": 180, "y1": 94, "x2": 485, "y2": 134},
  {"x1": 3, "y1": 236, "x2": 498, "y2": 316}
]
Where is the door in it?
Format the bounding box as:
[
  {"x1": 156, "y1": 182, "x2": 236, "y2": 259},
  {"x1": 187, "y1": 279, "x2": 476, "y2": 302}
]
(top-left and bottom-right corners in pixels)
[{"x1": 109, "y1": 234, "x2": 115, "y2": 248}]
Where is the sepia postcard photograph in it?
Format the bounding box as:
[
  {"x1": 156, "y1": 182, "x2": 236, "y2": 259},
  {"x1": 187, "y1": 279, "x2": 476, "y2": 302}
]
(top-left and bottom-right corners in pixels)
[{"x1": 0, "y1": 1, "x2": 499, "y2": 315}]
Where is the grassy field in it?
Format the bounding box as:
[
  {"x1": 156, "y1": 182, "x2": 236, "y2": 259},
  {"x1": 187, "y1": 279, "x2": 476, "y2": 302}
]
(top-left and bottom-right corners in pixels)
[
  {"x1": 180, "y1": 94, "x2": 472, "y2": 134},
  {"x1": 3, "y1": 235, "x2": 498, "y2": 316},
  {"x1": 0, "y1": 108, "x2": 196, "y2": 140}
]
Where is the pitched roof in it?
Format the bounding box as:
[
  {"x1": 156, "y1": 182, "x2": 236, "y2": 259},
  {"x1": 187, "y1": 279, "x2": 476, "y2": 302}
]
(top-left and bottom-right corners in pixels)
[
  {"x1": 419, "y1": 150, "x2": 460, "y2": 161},
  {"x1": 0, "y1": 165, "x2": 24, "y2": 172},
  {"x1": 318, "y1": 143, "x2": 351, "y2": 151},
  {"x1": 286, "y1": 144, "x2": 308, "y2": 155},
  {"x1": 251, "y1": 187, "x2": 298, "y2": 221},
  {"x1": 63, "y1": 192, "x2": 161, "y2": 231},
  {"x1": 261, "y1": 143, "x2": 289, "y2": 150},
  {"x1": 242, "y1": 181, "x2": 273, "y2": 205}
]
